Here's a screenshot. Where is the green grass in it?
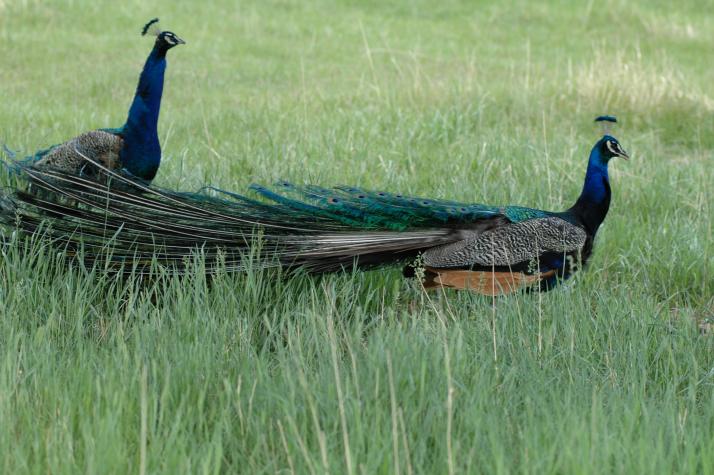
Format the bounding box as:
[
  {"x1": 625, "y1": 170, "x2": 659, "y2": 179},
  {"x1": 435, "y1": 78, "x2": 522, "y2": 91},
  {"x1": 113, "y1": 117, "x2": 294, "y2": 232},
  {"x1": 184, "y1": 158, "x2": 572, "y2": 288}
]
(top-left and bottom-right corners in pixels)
[{"x1": 1, "y1": 0, "x2": 713, "y2": 473}]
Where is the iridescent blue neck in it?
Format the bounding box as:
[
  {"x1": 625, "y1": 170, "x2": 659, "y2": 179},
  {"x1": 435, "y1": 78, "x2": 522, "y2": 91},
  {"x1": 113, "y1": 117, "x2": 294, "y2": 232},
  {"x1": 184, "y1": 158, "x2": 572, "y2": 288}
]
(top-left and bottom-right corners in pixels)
[
  {"x1": 120, "y1": 46, "x2": 167, "y2": 180},
  {"x1": 579, "y1": 147, "x2": 610, "y2": 204},
  {"x1": 569, "y1": 138, "x2": 612, "y2": 234}
]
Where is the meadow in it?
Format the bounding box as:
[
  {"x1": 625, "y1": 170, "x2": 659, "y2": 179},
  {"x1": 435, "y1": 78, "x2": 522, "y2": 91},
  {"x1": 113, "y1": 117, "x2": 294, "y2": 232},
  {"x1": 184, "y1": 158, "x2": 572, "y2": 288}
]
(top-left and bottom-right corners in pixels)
[{"x1": 0, "y1": 0, "x2": 712, "y2": 473}]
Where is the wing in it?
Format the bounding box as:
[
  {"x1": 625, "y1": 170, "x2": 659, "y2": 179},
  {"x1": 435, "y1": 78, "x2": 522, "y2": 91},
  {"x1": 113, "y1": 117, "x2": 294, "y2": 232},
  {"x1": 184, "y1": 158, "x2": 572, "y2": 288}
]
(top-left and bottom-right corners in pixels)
[
  {"x1": 422, "y1": 216, "x2": 587, "y2": 270},
  {"x1": 33, "y1": 130, "x2": 124, "y2": 175}
]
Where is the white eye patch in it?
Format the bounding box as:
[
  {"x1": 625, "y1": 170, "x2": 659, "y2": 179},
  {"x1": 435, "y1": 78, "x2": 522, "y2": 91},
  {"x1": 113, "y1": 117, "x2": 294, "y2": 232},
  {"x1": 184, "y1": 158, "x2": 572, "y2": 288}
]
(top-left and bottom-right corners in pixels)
[
  {"x1": 606, "y1": 141, "x2": 620, "y2": 155},
  {"x1": 164, "y1": 35, "x2": 177, "y2": 45}
]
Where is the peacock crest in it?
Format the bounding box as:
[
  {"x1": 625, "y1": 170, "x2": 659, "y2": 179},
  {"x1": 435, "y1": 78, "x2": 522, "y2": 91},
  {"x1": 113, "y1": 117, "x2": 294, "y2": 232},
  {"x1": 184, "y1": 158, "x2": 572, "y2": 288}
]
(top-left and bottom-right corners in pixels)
[{"x1": 142, "y1": 18, "x2": 161, "y2": 37}]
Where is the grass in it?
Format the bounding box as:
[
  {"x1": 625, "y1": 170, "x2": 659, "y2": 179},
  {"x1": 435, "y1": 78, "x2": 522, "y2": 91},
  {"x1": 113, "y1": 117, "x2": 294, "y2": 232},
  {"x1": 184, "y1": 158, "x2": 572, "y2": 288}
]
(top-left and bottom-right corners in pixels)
[{"x1": 1, "y1": 0, "x2": 713, "y2": 473}]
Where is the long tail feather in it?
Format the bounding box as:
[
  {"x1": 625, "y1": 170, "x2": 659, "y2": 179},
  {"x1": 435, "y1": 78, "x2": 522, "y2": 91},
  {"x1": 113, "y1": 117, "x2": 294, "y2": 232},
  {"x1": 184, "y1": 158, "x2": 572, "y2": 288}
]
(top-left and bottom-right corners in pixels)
[{"x1": 1, "y1": 153, "x2": 466, "y2": 274}]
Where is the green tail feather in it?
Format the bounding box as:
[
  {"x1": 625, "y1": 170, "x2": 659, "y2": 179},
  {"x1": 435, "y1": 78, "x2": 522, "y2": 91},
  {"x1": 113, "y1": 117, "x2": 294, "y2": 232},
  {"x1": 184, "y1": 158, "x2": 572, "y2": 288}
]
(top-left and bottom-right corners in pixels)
[{"x1": 250, "y1": 181, "x2": 507, "y2": 230}]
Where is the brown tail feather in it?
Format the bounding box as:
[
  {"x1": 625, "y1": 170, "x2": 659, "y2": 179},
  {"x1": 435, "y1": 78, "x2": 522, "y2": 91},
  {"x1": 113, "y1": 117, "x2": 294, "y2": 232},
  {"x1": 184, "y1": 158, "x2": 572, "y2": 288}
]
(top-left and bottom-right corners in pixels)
[{"x1": 423, "y1": 266, "x2": 555, "y2": 295}]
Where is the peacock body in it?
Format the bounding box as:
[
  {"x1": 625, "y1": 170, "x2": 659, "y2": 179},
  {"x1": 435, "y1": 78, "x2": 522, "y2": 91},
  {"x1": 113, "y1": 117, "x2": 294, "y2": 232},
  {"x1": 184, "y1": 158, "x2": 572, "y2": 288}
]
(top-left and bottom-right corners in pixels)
[
  {"x1": 0, "y1": 121, "x2": 629, "y2": 296},
  {"x1": 18, "y1": 19, "x2": 184, "y2": 182},
  {"x1": 29, "y1": 130, "x2": 123, "y2": 176}
]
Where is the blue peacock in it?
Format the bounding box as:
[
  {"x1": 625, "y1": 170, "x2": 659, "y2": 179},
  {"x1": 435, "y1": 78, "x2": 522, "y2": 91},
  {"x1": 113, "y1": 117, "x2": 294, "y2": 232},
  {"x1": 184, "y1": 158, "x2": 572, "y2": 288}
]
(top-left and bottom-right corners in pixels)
[
  {"x1": 0, "y1": 117, "x2": 628, "y2": 295},
  {"x1": 14, "y1": 18, "x2": 184, "y2": 182}
]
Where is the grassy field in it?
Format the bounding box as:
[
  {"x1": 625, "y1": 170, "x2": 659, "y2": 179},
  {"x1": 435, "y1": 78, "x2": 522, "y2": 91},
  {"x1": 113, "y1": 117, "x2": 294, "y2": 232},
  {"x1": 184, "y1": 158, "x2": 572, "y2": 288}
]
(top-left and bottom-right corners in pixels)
[{"x1": 1, "y1": 0, "x2": 713, "y2": 473}]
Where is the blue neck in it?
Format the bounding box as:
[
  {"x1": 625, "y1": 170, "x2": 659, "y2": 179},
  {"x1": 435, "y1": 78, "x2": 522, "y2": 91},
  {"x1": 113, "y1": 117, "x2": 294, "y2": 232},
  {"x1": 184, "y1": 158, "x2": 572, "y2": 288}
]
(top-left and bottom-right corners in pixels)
[
  {"x1": 569, "y1": 140, "x2": 611, "y2": 234},
  {"x1": 579, "y1": 150, "x2": 610, "y2": 204},
  {"x1": 120, "y1": 46, "x2": 167, "y2": 180}
]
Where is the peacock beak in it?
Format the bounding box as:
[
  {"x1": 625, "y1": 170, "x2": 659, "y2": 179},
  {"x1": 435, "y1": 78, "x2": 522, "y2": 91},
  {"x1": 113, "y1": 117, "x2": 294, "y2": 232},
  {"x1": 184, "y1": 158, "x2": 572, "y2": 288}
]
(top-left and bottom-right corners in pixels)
[
  {"x1": 617, "y1": 148, "x2": 629, "y2": 160},
  {"x1": 176, "y1": 37, "x2": 186, "y2": 45}
]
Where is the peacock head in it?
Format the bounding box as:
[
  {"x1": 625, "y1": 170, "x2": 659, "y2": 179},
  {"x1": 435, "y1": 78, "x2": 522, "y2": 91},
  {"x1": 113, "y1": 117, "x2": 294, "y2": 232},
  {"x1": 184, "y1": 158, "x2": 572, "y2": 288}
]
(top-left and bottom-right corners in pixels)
[
  {"x1": 597, "y1": 135, "x2": 629, "y2": 161},
  {"x1": 593, "y1": 116, "x2": 629, "y2": 163},
  {"x1": 142, "y1": 18, "x2": 185, "y2": 53}
]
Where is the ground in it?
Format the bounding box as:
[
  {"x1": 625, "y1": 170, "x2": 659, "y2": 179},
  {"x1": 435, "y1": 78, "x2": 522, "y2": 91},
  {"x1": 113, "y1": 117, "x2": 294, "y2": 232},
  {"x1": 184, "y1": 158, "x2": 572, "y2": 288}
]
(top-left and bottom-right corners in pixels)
[{"x1": 0, "y1": 0, "x2": 712, "y2": 473}]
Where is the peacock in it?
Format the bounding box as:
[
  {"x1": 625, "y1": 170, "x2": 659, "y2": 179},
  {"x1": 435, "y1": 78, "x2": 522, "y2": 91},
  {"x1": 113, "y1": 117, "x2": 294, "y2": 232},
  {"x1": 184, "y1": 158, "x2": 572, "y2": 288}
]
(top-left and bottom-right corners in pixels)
[
  {"x1": 9, "y1": 18, "x2": 184, "y2": 182},
  {"x1": 0, "y1": 117, "x2": 628, "y2": 295}
]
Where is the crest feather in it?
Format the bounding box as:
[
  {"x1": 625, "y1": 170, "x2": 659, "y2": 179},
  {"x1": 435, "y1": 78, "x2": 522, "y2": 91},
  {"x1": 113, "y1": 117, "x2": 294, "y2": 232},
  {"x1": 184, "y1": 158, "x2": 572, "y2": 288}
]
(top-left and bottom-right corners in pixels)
[
  {"x1": 595, "y1": 115, "x2": 617, "y2": 134},
  {"x1": 141, "y1": 18, "x2": 161, "y2": 37}
]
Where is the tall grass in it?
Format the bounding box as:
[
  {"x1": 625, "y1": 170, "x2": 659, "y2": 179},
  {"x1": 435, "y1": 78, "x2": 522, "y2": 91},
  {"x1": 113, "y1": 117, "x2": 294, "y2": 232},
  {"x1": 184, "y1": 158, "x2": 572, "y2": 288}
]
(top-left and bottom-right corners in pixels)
[{"x1": 1, "y1": 0, "x2": 712, "y2": 473}]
